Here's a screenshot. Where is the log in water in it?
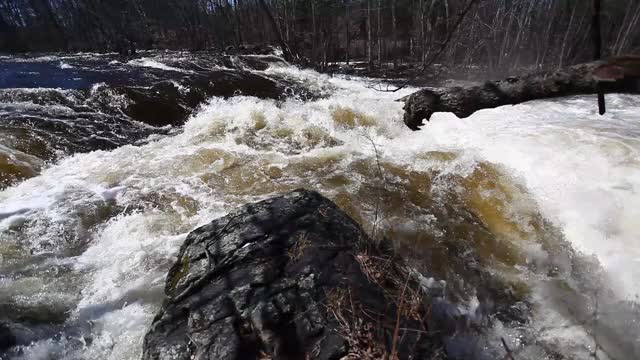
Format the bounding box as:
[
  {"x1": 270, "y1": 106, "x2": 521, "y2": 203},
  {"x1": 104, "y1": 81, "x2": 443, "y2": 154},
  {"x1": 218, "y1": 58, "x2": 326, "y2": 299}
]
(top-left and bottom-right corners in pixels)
[{"x1": 402, "y1": 56, "x2": 640, "y2": 130}]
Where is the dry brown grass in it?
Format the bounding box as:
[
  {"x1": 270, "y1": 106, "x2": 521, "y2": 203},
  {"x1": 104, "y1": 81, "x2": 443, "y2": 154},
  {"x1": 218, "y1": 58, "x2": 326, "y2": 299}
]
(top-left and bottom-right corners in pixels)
[
  {"x1": 325, "y1": 287, "x2": 388, "y2": 360},
  {"x1": 355, "y1": 250, "x2": 392, "y2": 288},
  {"x1": 323, "y1": 245, "x2": 443, "y2": 360},
  {"x1": 288, "y1": 231, "x2": 311, "y2": 261}
]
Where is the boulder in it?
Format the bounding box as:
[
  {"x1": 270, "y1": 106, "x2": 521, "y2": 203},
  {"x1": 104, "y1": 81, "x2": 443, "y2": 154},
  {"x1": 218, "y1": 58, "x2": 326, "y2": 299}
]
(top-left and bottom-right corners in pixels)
[
  {"x1": 142, "y1": 189, "x2": 440, "y2": 360},
  {"x1": 0, "y1": 322, "x2": 16, "y2": 351},
  {"x1": 119, "y1": 70, "x2": 284, "y2": 127},
  {"x1": 237, "y1": 55, "x2": 288, "y2": 71}
]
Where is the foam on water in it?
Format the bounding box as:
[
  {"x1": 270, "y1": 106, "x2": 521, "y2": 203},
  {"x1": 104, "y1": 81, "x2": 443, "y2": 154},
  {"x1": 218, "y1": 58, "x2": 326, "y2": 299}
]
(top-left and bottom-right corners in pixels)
[
  {"x1": 1, "y1": 63, "x2": 639, "y2": 359},
  {"x1": 126, "y1": 58, "x2": 195, "y2": 74},
  {"x1": 417, "y1": 96, "x2": 640, "y2": 299}
]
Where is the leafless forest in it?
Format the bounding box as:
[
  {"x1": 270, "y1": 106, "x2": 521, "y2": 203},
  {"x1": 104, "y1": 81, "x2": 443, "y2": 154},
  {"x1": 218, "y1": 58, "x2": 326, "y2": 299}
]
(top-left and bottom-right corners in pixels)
[{"x1": 1, "y1": 0, "x2": 640, "y2": 73}]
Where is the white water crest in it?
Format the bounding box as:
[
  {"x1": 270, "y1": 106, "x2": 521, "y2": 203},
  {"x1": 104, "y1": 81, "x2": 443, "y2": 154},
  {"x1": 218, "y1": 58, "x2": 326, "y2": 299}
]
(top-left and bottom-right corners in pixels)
[
  {"x1": 126, "y1": 58, "x2": 196, "y2": 73},
  {"x1": 0, "y1": 62, "x2": 639, "y2": 359},
  {"x1": 423, "y1": 96, "x2": 640, "y2": 299}
]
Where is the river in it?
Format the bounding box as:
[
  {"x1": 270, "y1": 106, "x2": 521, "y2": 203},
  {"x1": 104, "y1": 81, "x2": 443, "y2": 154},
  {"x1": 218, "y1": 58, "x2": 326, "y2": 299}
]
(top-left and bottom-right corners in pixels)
[{"x1": 0, "y1": 52, "x2": 638, "y2": 360}]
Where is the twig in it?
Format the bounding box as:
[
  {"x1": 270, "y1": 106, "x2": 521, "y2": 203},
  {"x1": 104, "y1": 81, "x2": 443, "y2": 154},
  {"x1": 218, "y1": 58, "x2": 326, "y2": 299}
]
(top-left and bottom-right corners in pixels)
[
  {"x1": 186, "y1": 332, "x2": 201, "y2": 358},
  {"x1": 501, "y1": 337, "x2": 515, "y2": 360},
  {"x1": 390, "y1": 275, "x2": 410, "y2": 360},
  {"x1": 363, "y1": 132, "x2": 384, "y2": 239}
]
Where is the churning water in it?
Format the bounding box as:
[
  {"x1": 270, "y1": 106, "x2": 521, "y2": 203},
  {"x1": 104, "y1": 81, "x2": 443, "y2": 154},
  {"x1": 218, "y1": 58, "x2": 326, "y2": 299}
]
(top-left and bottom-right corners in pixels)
[{"x1": 0, "y1": 53, "x2": 639, "y2": 359}]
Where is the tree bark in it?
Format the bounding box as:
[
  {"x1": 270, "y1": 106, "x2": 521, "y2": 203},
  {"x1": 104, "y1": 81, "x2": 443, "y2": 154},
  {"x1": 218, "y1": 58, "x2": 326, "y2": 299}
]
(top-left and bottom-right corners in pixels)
[
  {"x1": 311, "y1": 0, "x2": 317, "y2": 63},
  {"x1": 257, "y1": 0, "x2": 296, "y2": 62},
  {"x1": 401, "y1": 57, "x2": 640, "y2": 130},
  {"x1": 419, "y1": 0, "x2": 424, "y2": 63},
  {"x1": 592, "y1": 0, "x2": 605, "y2": 114},
  {"x1": 234, "y1": 0, "x2": 243, "y2": 46},
  {"x1": 392, "y1": 0, "x2": 397, "y2": 68},
  {"x1": 376, "y1": 0, "x2": 381, "y2": 67},
  {"x1": 345, "y1": 1, "x2": 350, "y2": 65},
  {"x1": 367, "y1": 0, "x2": 373, "y2": 69}
]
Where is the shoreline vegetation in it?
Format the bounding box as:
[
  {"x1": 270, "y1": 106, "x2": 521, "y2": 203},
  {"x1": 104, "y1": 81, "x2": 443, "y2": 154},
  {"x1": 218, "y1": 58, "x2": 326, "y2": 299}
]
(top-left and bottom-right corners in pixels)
[{"x1": 3, "y1": 0, "x2": 639, "y2": 78}]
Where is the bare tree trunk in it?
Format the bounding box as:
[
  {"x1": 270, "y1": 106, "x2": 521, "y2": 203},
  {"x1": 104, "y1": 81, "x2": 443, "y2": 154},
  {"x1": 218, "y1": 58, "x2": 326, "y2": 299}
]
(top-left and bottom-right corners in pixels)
[
  {"x1": 559, "y1": 1, "x2": 578, "y2": 68},
  {"x1": 423, "y1": 0, "x2": 437, "y2": 65},
  {"x1": 592, "y1": 0, "x2": 605, "y2": 115},
  {"x1": 613, "y1": 0, "x2": 634, "y2": 54},
  {"x1": 311, "y1": 0, "x2": 317, "y2": 64},
  {"x1": 32, "y1": 0, "x2": 68, "y2": 49},
  {"x1": 234, "y1": 0, "x2": 243, "y2": 46},
  {"x1": 345, "y1": 1, "x2": 350, "y2": 65},
  {"x1": 538, "y1": 0, "x2": 557, "y2": 68},
  {"x1": 283, "y1": 0, "x2": 289, "y2": 42},
  {"x1": 419, "y1": 0, "x2": 425, "y2": 63},
  {"x1": 367, "y1": 0, "x2": 372, "y2": 69},
  {"x1": 392, "y1": 0, "x2": 397, "y2": 68},
  {"x1": 257, "y1": 0, "x2": 295, "y2": 61},
  {"x1": 443, "y1": 0, "x2": 449, "y2": 33},
  {"x1": 615, "y1": 1, "x2": 640, "y2": 54},
  {"x1": 290, "y1": 0, "x2": 297, "y2": 54},
  {"x1": 376, "y1": 0, "x2": 381, "y2": 67},
  {"x1": 498, "y1": 4, "x2": 515, "y2": 69},
  {"x1": 321, "y1": 29, "x2": 327, "y2": 71}
]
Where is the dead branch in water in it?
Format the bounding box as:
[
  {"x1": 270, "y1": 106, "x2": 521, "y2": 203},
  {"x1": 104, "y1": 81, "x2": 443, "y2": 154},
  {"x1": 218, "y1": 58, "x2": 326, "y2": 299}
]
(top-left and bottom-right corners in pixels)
[{"x1": 501, "y1": 337, "x2": 516, "y2": 360}]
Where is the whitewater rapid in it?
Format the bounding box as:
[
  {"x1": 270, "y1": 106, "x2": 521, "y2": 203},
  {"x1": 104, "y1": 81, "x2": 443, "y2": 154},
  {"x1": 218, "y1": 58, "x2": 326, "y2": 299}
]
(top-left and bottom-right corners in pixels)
[
  {"x1": 421, "y1": 95, "x2": 640, "y2": 299},
  {"x1": 0, "y1": 61, "x2": 639, "y2": 359}
]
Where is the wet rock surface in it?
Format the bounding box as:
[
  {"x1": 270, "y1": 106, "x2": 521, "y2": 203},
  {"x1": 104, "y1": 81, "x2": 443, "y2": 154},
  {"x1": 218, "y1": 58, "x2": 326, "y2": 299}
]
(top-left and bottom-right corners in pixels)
[
  {"x1": 0, "y1": 322, "x2": 17, "y2": 351},
  {"x1": 142, "y1": 189, "x2": 441, "y2": 360},
  {"x1": 119, "y1": 69, "x2": 289, "y2": 127}
]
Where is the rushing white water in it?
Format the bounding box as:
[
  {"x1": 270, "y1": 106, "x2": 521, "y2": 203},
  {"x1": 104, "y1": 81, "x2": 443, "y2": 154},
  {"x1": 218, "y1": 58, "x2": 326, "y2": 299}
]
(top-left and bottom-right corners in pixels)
[
  {"x1": 424, "y1": 96, "x2": 640, "y2": 299},
  {"x1": 0, "y1": 63, "x2": 639, "y2": 359},
  {"x1": 126, "y1": 58, "x2": 195, "y2": 73}
]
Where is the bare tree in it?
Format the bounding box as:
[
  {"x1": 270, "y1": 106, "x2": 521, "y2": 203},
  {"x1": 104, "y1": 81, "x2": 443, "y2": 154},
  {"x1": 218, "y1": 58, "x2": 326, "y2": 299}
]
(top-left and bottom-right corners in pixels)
[
  {"x1": 367, "y1": 0, "x2": 373, "y2": 69},
  {"x1": 1, "y1": 0, "x2": 638, "y2": 75},
  {"x1": 257, "y1": 0, "x2": 295, "y2": 61},
  {"x1": 345, "y1": 0, "x2": 351, "y2": 64}
]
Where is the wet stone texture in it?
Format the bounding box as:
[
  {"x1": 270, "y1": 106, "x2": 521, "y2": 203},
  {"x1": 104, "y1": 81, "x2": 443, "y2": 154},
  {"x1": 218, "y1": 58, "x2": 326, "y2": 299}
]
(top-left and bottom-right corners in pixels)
[
  {"x1": 142, "y1": 189, "x2": 439, "y2": 360},
  {"x1": 0, "y1": 322, "x2": 16, "y2": 351}
]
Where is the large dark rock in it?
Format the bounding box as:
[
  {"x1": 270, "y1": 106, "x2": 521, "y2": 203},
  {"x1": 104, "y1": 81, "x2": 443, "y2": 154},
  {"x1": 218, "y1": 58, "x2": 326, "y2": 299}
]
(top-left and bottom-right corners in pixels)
[
  {"x1": 119, "y1": 70, "x2": 285, "y2": 127},
  {"x1": 0, "y1": 322, "x2": 16, "y2": 351},
  {"x1": 225, "y1": 44, "x2": 279, "y2": 56},
  {"x1": 142, "y1": 189, "x2": 440, "y2": 360},
  {"x1": 237, "y1": 55, "x2": 288, "y2": 71}
]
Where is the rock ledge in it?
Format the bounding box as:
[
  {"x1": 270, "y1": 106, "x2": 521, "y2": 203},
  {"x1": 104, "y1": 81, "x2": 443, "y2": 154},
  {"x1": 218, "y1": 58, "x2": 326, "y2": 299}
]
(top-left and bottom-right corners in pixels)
[{"x1": 143, "y1": 189, "x2": 439, "y2": 360}]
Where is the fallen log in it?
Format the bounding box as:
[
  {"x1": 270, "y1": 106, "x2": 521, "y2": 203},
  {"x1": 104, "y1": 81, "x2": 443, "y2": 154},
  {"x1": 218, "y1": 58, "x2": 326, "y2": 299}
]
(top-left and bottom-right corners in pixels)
[{"x1": 401, "y1": 56, "x2": 640, "y2": 130}]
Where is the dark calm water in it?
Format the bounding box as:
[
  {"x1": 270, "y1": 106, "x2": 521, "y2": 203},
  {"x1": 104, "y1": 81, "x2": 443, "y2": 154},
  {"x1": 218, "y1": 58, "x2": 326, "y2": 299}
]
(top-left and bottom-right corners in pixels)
[{"x1": 0, "y1": 52, "x2": 218, "y2": 89}]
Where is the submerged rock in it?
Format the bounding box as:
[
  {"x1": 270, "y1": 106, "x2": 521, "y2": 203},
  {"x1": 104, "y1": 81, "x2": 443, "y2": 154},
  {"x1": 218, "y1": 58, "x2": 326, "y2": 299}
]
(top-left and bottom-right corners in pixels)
[
  {"x1": 142, "y1": 189, "x2": 440, "y2": 360},
  {"x1": 119, "y1": 70, "x2": 285, "y2": 127}
]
